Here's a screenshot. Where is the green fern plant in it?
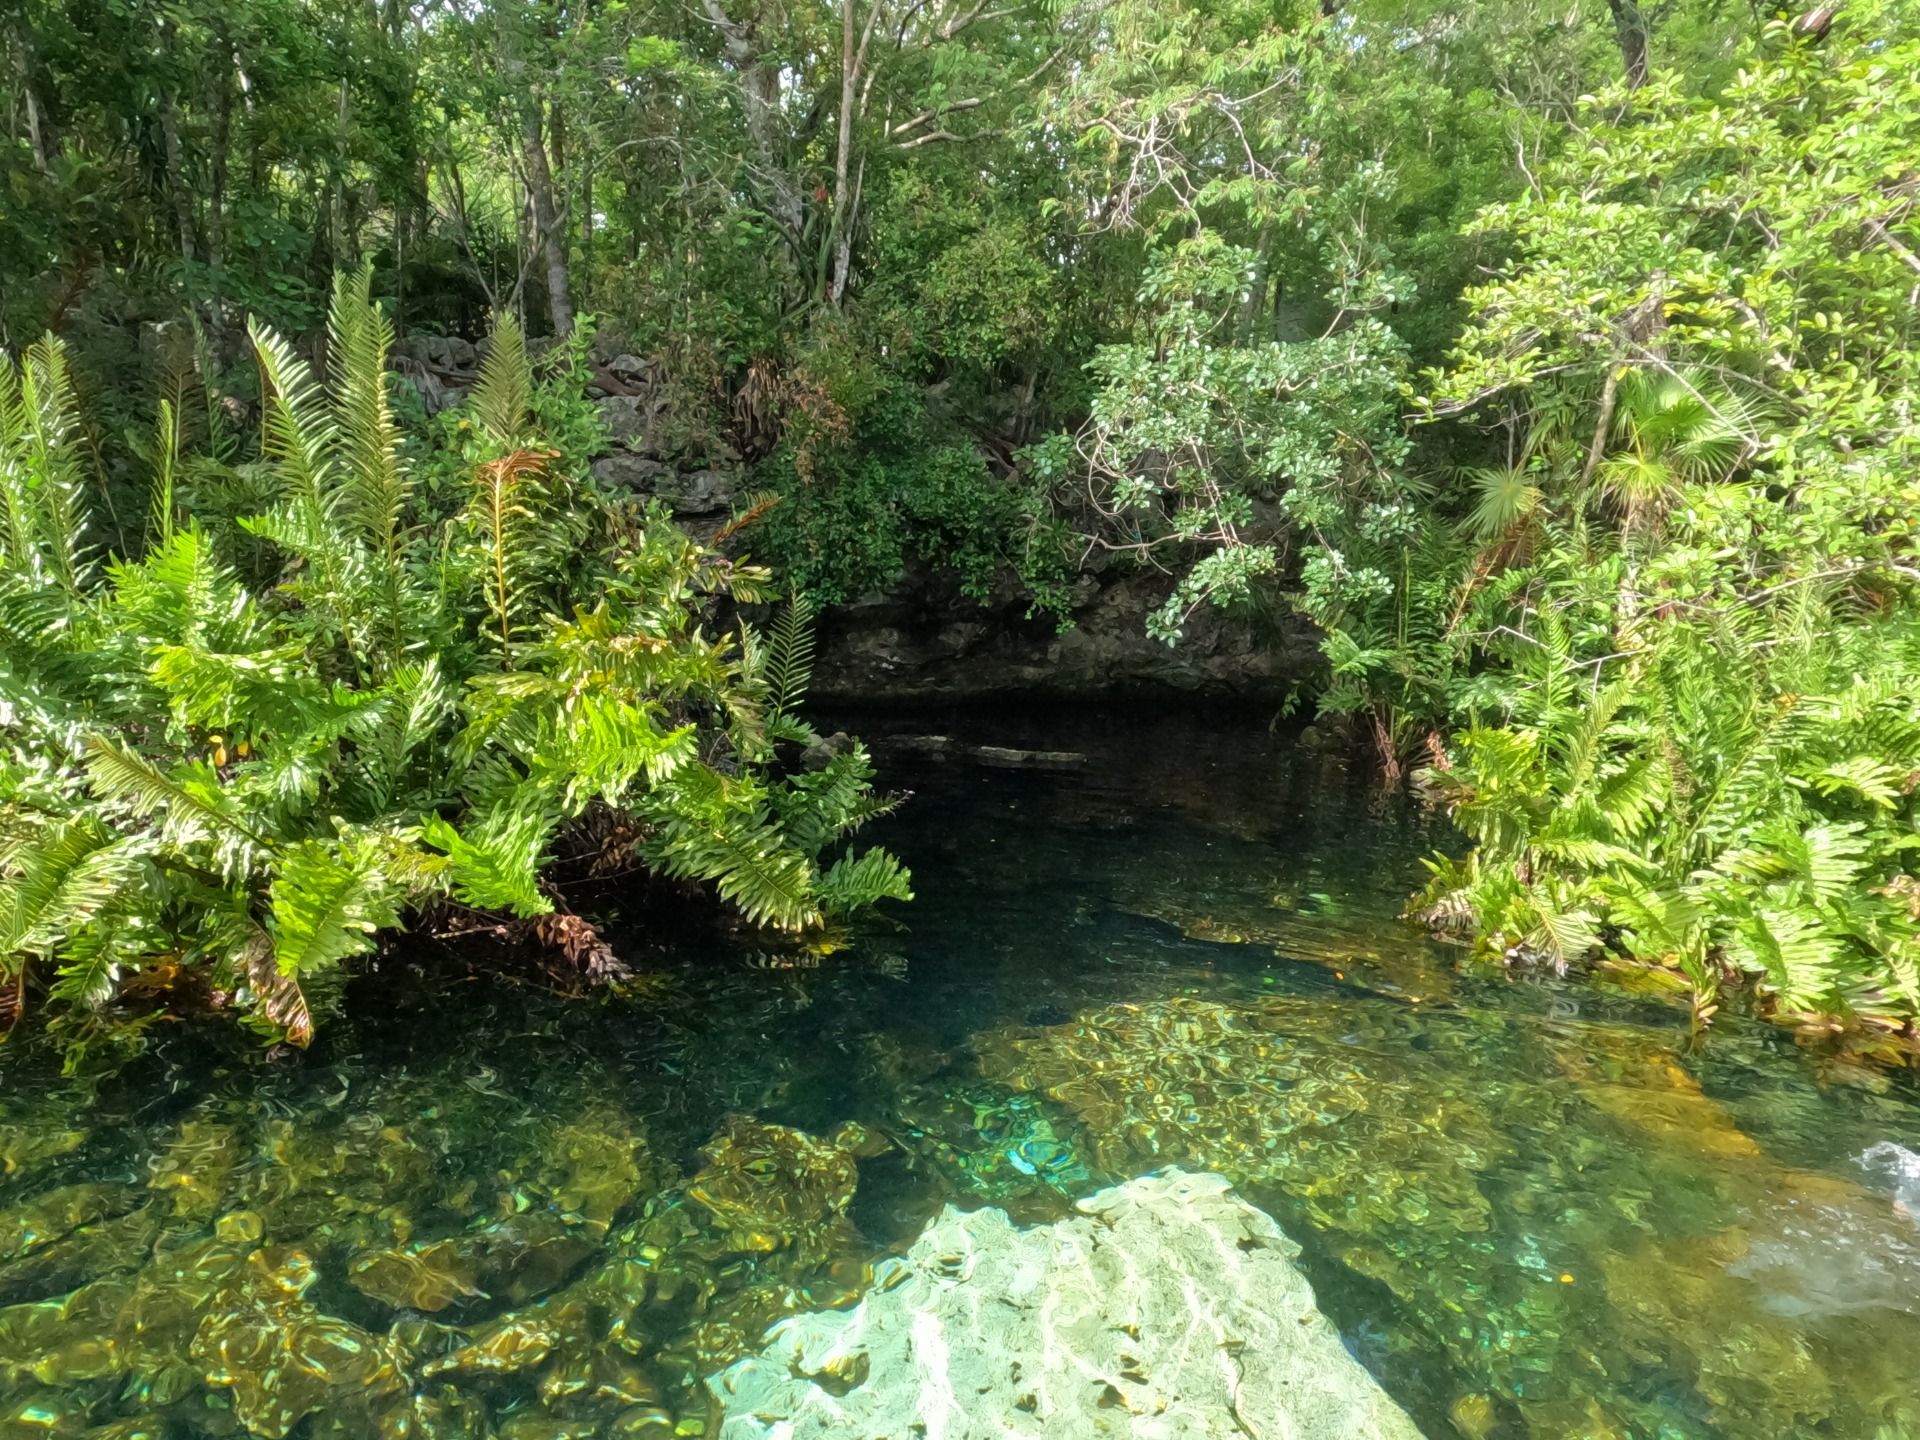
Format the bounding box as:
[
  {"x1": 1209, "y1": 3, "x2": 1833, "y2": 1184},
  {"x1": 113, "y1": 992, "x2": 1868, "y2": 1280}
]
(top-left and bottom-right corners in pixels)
[
  {"x1": 0, "y1": 336, "x2": 94, "y2": 594},
  {"x1": 0, "y1": 277, "x2": 910, "y2": 1067}
]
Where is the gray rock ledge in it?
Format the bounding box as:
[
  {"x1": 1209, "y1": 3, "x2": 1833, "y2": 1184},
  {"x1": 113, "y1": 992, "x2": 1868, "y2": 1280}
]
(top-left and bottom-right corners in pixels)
[{"x1": 708, "y1": 1167, "x2": 1424, "y2": 1439}]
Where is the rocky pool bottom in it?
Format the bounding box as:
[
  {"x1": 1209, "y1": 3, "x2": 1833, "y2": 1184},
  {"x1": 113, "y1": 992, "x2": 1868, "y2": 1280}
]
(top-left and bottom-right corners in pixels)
[{"x1": 3, "y1": 711, "x2": 1920, "y2": 1440}]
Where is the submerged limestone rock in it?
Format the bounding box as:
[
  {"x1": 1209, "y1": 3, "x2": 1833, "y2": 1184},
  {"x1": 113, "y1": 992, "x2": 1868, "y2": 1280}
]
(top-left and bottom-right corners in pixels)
[
  {"x1": 687, "y1": 1119, "x2": 858, "y2": 1251},
  {"x1": 706, "y1": 1168, "x2": 1423, "y2": 1439}
]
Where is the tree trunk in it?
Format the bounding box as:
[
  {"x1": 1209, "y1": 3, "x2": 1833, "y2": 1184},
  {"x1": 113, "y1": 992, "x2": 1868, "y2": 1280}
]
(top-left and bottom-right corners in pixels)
[
  {"x1": 208, "y1": 54, "x2": 233, "y2": 334},
  {"x1": 519, "y1": 100, "x2": 574, "y2": 338},
  {"x1": 9, "y1": 29, "x2": 54, "y2": 173},
  {"x1": 579, "y1": 146, "x2": 594, "y2": 313},
  {"x1": 701, "y1": 0, "x2": 805, "y2": 259},
  {"x1": 1605, "y1": 0, "x2": 1650, "y2": 89},
  {"x1": 1239, "y1": 228, "x2": 1275, "y2": 344},
  {"x1": 157, "y1": 87, "x2": 197, "y2": 265},
  {"x1": 826, "y1": 0, "x2": 860, "y2": 305}
]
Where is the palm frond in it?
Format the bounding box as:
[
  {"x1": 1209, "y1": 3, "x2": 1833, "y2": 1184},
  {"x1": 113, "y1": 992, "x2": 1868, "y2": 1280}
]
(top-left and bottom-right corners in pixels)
[{"x1": 1461, "y1": 465, "x2": 1541, "y2": 543}]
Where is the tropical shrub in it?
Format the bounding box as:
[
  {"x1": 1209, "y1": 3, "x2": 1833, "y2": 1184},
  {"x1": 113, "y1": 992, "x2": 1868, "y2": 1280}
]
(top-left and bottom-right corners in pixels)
[
  {"x1": 1418, "y1": 557, "x2": 1920, "y2": 1023},
  {"x1": 757, "y1": 340, "x2": 1073, "y2": 615},
  {"x1": 1026, "y1": 231, "x2": 1415, "y2": 645},
  {"x1": 0, "y1": 271, "x2": 909, "y2": 1067},
  {"x1": 1412, "y1": 3, "x2": 1920, "y2": 1026}
]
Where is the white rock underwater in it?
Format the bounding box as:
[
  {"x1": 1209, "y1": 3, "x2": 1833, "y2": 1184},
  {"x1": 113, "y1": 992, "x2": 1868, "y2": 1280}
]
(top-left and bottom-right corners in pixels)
[{"x1": 707, "y1": 1167, "x2": 1424, "y2": 1439}]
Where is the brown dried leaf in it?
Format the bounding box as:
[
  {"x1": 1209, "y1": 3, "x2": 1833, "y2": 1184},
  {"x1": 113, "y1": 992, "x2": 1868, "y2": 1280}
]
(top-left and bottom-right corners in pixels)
[
  {"x1": 242, "y1": 924, "x2": 313, "y2": 1046},
  {"x1": 529, "y1": 912, "x2": 630, "y2": 984}
]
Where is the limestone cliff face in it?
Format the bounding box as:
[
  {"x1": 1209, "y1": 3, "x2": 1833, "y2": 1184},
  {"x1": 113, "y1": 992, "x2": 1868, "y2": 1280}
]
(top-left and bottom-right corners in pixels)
[
  {"x1": 706, "y1": 1168, "x2": 1425, "y2": 1440},
  {"x1": 400, "y1": 338, "x2": 1316, "y2": 700},
  {"x1": 808, "y1": 566, "x2": 1318, "y2": 703},
  {"x1": 580, "y1": 381, "x2": 1316, "y2": 701}
]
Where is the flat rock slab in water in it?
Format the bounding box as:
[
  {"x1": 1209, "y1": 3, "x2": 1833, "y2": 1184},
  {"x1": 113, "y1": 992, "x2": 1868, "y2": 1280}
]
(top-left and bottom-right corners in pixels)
[
  {"x1": 707, "y1": 1167, "x2": 1424, "y2": 1439},
  {"x1": 883, "y1": 734, "x2": 1089, "y2": 768}
]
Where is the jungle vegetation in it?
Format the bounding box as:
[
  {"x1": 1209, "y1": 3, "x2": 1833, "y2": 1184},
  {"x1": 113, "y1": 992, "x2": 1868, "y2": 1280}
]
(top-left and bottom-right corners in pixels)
[
  {"x1": 3, "y1": 0, "x2": 1918, "y2": 1043},
  {"x1": 0, "y1": 273, "x2": 909, "y2": 1065}
]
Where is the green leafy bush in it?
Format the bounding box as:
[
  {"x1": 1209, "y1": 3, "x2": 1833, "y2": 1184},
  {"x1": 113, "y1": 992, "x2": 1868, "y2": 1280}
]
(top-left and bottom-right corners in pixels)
[
  {"x1": 759, "y1": 350, "x2": 1071, "y2": 615},
  {"x1": 1411, "y1": 3, "x2": 1920, "y2": 1026},
  {"x1": 0, "y1": 270, "x2": 909, "y2": 1067},
  {"x1": 1418, "y1": 558, "x2": 1920, "y2": 1022}
]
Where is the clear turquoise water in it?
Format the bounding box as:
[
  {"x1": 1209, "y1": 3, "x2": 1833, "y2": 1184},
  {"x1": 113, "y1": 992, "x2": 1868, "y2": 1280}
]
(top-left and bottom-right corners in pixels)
[{"x1": 4, "y1": 711, "x2": 1920, "y2": 1439}]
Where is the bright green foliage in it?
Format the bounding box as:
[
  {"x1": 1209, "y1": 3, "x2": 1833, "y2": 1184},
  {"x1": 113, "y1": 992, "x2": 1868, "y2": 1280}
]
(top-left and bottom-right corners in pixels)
[
  {"x1": 1413, "y1": 1, "x2": 1920, "y2": 1024},
  {"x1": 0, "y1": 277, "x2": 907, "y2": 1066},
  {"x1": 759, "y1": 359, "x2": 1073, "y2": 613}
]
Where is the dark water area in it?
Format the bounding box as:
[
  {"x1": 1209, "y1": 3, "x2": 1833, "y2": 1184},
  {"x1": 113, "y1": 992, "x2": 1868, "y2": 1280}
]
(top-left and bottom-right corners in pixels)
[{"x1": 5, "y1": 710, "x2": 1920, "y2": 1439}]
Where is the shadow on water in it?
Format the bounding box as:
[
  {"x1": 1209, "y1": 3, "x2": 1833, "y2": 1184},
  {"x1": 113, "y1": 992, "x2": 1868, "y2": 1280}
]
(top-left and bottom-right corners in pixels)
[{"x1": 4, "y1": 707, "x2": 1920, "y2": 1438}]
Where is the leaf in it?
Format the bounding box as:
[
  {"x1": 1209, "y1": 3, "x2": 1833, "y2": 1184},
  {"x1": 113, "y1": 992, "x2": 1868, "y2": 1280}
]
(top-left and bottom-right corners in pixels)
[
  {"x1": 423, "y1": 803, "x2": 556, "y2": 918},
  {"x1": 472, "y1": 311, "x2": 532, "y2": 447},
  {"x1": 270, "y1": 836, "x2": 402, "y2": 977}
]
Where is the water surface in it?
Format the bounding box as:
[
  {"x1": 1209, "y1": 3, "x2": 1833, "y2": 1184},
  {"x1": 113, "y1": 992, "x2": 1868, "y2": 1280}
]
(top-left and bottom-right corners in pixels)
[{"x1": 4, "y1": 711, "x2": 1920, "y2": 1439}]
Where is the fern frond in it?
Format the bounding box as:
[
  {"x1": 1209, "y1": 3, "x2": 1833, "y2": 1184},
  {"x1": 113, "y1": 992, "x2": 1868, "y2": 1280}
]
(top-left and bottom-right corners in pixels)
[
  {"x1": 269, "y1": 835, "x2": 403, "y2": 977},
  {"x1": 19, "y1": 336, "x2": 93, "y2": 593},
  {"x1": 1727, "y1": 904, "x2": 1846, "y2": 1011},
  {"x1": 48, "y1": 921, "x2": 131, "y2": 1010},
  {"x1": 815, "y1": 847, "x2": 913, "y2": 916},
  {"x1": 466, "y1": 450, "x2": 550, "y2": 667},
  {"x1": 0, "y1": 338, "x2": 94, "y2": 592},
  {"x1": 422, "y1": 800, "x2": 556, "y2": 917},
  {"x1": 0, "y1": 818, "x2": 148, "y2": 957},
  {"x1": 553, "y1": 696, "x2": 696, "y2": 807},
  {"x1": 1798, "y1": 756, "x2": 1904, "y2": 809},
  {"x1": 765, "y1": 593, "x2": 816, "y2": 717},
  {"x1": 0, "y1": 354, "x2": 36, "y2": 568},
  {"x1": 643, "y1": 768, "x2": 821, "y2": 929},
  {"x1": 233, "y1": 918, "x2": 314, "y2": 1045},
  {"x1": 249, "y1": 318, "x2": 341, "y2": 522},
  {"x1": 772, "y1": 744, "x2": 895, "y2": 852},
  {"x1": 84, "y1": 738, "x2": 269, "y2": 860},
  {"x1": 1520, "y1": 887, "x2": 1602, "y2": 972},
  {"x1": 472, "y1": 311, "x2": 532, "y2": 447},
  {"x1": 328, "y1": 264, "x2": 414, "y2": 665},
  {"x1": 651, "y1": 816, "x2": 821, "y2": 930},
  {"x1": 147, "y1": 397, "x2": 183, "y2": 546}
]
